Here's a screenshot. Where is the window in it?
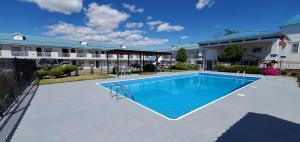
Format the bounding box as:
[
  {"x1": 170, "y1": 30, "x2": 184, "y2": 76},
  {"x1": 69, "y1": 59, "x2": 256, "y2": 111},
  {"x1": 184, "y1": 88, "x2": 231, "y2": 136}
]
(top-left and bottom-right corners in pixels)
[
  {"x1": 292, "y1": 43, "x2": 299, "y2": 54},
  {"x1": 252, "y1": 47, "x2": 262, "y2": 53}
]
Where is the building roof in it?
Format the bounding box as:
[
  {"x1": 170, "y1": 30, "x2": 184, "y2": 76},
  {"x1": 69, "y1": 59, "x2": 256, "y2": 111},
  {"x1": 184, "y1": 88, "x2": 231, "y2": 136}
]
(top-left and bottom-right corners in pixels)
[
  {"x1": 0, "y1": 33, "x2": 169, "y2": 53},
  {"x1": 281, "y1": 15, "x2": 300, "y2": 27},
  {"x1": 198, "y1": 31, "x2": 285, "y2": 45}
]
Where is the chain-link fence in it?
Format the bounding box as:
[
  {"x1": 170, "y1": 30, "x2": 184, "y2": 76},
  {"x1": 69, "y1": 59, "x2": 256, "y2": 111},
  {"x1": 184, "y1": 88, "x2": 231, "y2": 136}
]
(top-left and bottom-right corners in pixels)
[{"x1": 0, "y1": 58, "x2": 36, "y2": 117}]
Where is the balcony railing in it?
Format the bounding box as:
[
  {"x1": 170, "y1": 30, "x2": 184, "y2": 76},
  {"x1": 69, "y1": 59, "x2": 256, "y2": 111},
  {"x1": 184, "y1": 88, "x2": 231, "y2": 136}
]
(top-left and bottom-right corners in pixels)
[
  {"x1": 76, "y1": 53, "x2": 86, "y2": 57},
  {"x1": 12, "y1": 51, "x2": 28, "y2": 56},
  {"x1": 37, "y1": 52, "x2": 51, "y2": 57},
  {"x1": 59, "y1": 53, "x2": 70, "y2": 57},
  {"x1": 92, "y1": 54, "x2": 105, "y2": 58}
]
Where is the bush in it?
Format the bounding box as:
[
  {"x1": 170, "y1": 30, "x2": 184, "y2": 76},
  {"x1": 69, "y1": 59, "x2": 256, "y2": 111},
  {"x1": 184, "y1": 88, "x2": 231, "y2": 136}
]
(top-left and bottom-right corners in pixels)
[
  {"x1": 36, "y1": 69, "x2": 48, "y2": 79},
  {"x1": 287, "y1": 71, "x2": 299, "y2": 77},
  {"x1": 213, "y1": 64, "x2": 261, "y2": 74},
  {"x1": 143, "y1": 64, "x2": 155, "y2": 72},
  {"x1": 63, "y1": 64, "x2": 77, "y2": 75},
  {"x1": 171, "y1": 62, "x2": 193, "y2": 70},
  {"x1": 49, "y1": 66, "x2": 64, "y2": 78},
  {"x1": 280, "y1": 70, "x2": 288, "y2": 75}
]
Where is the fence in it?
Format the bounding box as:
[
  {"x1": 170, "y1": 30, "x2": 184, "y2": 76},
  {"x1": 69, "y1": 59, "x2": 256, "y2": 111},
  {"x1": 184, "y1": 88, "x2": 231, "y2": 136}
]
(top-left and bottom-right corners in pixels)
[
  {"x1": 279, "y1": 61, "x2": 300, "y2": 70},
  {"x1": 0, "y1": 58, "x2": 36, "y2": 117}
]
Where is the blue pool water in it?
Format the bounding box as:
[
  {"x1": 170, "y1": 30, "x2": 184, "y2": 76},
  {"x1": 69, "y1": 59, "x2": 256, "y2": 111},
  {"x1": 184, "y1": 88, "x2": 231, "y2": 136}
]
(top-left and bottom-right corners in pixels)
[{"x1": 100, "y1": 73, "x2": 260, "y2": 120}]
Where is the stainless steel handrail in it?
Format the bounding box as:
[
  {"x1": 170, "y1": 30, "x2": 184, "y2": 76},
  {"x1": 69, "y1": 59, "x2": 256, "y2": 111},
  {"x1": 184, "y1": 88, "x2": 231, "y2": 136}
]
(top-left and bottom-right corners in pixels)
[{"x1": 110, "y1": 83, "x2": 135, "y2": 101}]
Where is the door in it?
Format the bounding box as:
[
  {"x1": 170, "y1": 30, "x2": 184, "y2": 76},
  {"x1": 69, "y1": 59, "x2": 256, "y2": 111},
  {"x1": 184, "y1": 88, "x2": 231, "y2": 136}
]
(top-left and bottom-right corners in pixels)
[
  {"x1": 96, "y1": 61, "x2": 99, "y2": 68},
  {"x1": 206, "y1": 60, "x2": 213, "y2": 70}
]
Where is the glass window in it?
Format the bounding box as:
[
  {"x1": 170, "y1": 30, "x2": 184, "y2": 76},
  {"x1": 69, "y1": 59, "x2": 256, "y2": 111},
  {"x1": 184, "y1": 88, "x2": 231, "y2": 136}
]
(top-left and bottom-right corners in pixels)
[{"x1": 292, "y1": 43, "x2": 299, "y2": 54}]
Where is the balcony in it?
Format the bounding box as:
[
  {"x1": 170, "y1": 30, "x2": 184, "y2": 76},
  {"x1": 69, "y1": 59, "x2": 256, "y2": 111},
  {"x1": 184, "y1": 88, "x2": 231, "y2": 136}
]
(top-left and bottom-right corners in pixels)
[
  {"x1": 92, "y1": 54, "x2": 105, "y2": 58},
  {"x1": 37, "y1": 52, "x2": 51, "y2": 57},
  {"x1": 76, "y1": 53, "x2": 86, "y2": 57},
  {"x1": 59, "y1": 53, "x2": 70, "y2": 57},
  {"x1": 12, "y1": 51, "x2": 28, "y2": 56}
]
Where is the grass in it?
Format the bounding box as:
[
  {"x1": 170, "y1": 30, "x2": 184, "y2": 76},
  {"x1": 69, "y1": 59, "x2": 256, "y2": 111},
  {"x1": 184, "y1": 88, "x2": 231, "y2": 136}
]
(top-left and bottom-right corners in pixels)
[
  {"x1": 140, "y1": 72, "x2": 156, "y2": 75},
  {"x1": 38, "y1": 74, "x2": 113, "y2": 85}
]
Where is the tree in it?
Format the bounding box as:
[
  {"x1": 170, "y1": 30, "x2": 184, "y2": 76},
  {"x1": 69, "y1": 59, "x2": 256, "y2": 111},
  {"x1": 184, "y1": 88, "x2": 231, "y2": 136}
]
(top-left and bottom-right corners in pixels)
[
  {"x1": 218, "y1": 45, "x2": 245, "y2": 65},
  {"x1": 176, "y1": 48, "x2": 187, "y2": 62}
]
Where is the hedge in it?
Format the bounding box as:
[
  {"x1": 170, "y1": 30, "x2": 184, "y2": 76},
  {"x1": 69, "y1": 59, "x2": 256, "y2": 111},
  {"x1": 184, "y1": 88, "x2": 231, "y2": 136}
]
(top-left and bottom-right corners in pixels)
[
  {"x1": 63, "y1": 64, "x2": 77, "y2": 75},
  {"x1": 36, "y1": 69, "x2": 48, "y2": 79},
  {"x1": 171, "y1": 62, "x2": 194, "y2": 70},
  {"x1": 213, "y1": 64, "x2": 261, "y2": 74},
  {"x1": 49, "y1": 66, "x2": 64, "y2": 78}
]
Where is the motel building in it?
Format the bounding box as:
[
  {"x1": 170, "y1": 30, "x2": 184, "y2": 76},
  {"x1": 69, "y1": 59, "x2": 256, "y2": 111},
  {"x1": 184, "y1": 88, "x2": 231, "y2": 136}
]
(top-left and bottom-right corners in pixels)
[
  {"x1": 196, "y1": 15, "x2": 300, "y2": 70},
  {"x1": 0, "y1": 33, "x2": 171, "y2": 72}
]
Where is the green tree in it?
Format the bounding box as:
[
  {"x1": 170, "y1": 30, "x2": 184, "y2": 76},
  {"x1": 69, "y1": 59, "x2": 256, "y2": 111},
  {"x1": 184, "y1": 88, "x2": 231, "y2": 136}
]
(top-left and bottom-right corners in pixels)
[
  {"x1": 176, "y1": 48, "x2": 187, "y2": 62},
  {"x1": 218, "y1": 45, "x2": 245, "y2": 65}
]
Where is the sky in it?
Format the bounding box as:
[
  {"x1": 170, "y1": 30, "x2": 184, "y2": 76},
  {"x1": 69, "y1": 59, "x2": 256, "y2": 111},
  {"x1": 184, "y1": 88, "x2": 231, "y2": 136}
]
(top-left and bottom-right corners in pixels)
[{"x1": 0, "y1": 0, "x2": 300, "y2": 47}]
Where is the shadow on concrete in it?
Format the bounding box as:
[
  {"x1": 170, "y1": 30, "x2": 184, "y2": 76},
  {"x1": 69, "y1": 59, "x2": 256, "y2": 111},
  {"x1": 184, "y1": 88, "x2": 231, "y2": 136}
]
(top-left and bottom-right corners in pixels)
[
  {"x1": 217, "y1": 112, "x2": 300, "y2": 142},
  {"x1": 0, "y1": 82, "x2": 39, "y2": 142}
]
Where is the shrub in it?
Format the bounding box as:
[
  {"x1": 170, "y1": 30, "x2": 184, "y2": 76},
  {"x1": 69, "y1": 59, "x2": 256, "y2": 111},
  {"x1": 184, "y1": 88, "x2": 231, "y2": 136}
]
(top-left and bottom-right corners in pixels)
[
  {"x1": 143, "y1": 64, "x2": 155, "y2": 72},
  {"x1": 213, "y1": 64, "x2": 261, "y2": 74},
  {"x1": 49, "y1": 66, "x2": 64, "y2": 78},
  {"x1": 63, "y1": 64, "x2": 77, "y2": 75},
  {"x1": 36, "y1": 69, "x2": 48, "y2": 79},
  {"x1": 287, "y1": 71, "x2": 299, "y2": 77},
  {"x1": 171, "y1": 62, "x2": 193, "y2": 70},
  {"x1": 280, "y1": 70, "x2": 287, "y2": 75}
]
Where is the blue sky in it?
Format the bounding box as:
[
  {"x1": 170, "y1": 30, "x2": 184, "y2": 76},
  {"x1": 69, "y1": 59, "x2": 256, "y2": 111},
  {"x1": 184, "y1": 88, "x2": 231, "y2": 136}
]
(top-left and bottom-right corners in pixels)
[{"x1": 0, "y1": 0, "x2": 299, "y2": 47}]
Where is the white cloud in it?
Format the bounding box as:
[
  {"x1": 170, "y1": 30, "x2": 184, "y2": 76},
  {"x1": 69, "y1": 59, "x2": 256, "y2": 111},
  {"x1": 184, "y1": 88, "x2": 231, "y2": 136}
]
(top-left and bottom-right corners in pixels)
[
  {"x1": 180, "y1": 36, "x2": 189, "y2": 39},
  {"x1": 147, "y1": 20, "x2": 163, "y2": 30},
  {"x1": 46, "y1": 22, "x2": 168, "y2": 46},
  {"x1": 147, "y1": 18, "x2": 184, "y2": 32},
  {"x1": 156, "y1": 23, "x2": 184, "y2": 32},
  {"x1": 44, "y1": 2, "x2": 168, "y2": 46},
  {"x1": 196, "y1": 0, "x2": 215, "y2": 10},
  {"x1": 86, "y1": 3, "x2": 129, "y2": 33},
  {"x1": 214, "y1": 24, "x2": 221, "y2": 28},
  {"x1": 147, "y1": 16, "x2": 153, "y2": 21},
  {"x1": 125, "y1": 22, "x2": 144, "y2": 28},
  {"x1": 123, "y1": 3, "x2": 144, "y2": 13},
  {"x1": 22, "y1": 0, "x2": 83, "y2": 14}
]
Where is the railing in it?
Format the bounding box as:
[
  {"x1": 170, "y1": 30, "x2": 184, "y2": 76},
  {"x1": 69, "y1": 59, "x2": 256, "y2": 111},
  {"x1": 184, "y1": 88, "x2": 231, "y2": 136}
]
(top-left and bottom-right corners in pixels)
[
  {"x1": 92, "y1": 54, "x2": 105, "y2": 58},
  {"x1": 11, "y1": 51, "x2": 28, "y2": 56},
  {"x1": 37, "y1": 52, "x2": 51, "y2": 57},
  {"x1": 110, "y1": 83, "x2": 134, "y2": 101},
  {"x1": 59, "y1": 53, "x2": 70, "y2": 57},
  {"x1": 76, "y1": 53, "x2": 86, "y2": 57}
]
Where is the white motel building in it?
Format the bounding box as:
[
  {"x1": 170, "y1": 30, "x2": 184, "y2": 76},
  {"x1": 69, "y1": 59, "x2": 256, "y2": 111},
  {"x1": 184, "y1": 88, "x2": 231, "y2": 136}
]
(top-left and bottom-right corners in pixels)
[
  {"x1": 195, "y1": 15, "x2": 300, "y2": 70},
  {"x1": 1, "y1": 15, "x2": 300, "y2": 70}
]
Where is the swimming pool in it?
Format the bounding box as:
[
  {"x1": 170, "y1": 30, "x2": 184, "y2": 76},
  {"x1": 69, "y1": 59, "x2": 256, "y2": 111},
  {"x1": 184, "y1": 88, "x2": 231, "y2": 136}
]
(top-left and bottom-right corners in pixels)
[{"x1": 99, "y1": 73, "x2": 260, "y2": 120}]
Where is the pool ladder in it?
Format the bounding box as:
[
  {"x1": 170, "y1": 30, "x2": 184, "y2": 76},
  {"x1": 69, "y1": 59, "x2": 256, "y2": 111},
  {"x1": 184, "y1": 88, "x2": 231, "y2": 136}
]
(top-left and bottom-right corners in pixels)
[
  {"x1": 236, "y1": 71, "x2": 246, "y2": 82},
  {"x1": 110, "y1": 83, "x2": 135, "y2": 101}
]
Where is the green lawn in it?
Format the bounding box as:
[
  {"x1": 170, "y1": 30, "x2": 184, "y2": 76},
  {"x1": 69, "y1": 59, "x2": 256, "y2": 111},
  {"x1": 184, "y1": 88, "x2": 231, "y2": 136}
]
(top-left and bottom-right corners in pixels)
[{"x1": 37, "y1": 74, "x2": 113, "y2": 85}]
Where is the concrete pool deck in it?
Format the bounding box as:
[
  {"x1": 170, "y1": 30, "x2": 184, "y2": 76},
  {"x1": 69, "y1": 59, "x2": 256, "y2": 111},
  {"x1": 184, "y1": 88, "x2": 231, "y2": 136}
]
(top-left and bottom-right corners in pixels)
[{"x1": 10, "y1": 71, "x2": 300, "y2": 142}]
